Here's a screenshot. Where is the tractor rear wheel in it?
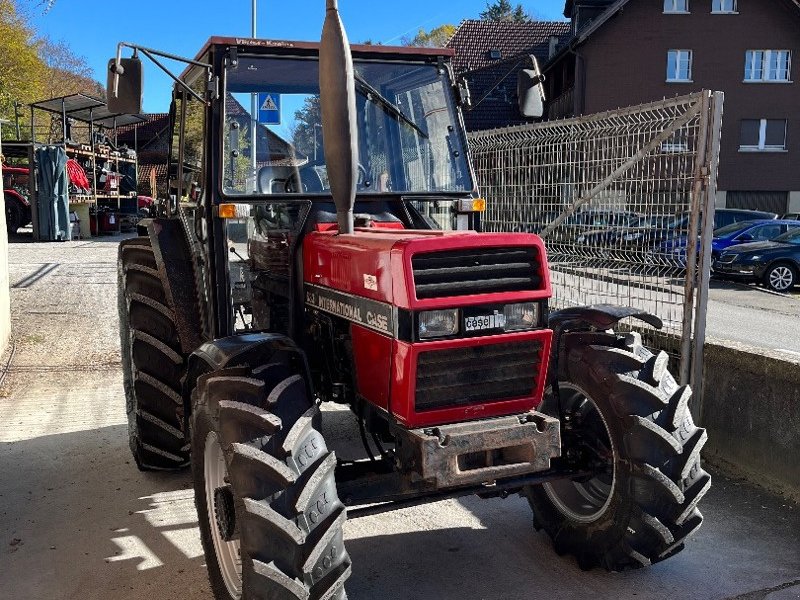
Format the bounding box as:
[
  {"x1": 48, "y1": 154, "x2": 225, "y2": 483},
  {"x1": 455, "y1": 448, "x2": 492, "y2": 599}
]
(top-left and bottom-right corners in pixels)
[
  {"x1": 525, "y1": 332, "x2": 710, "y2": 571},
  {"x1": 118, "y1": 237, "x2": 190, "y2": 470},
  {"x1": 191, "y1": 364, "x2": 351, "y2": 600},
  {"x1": 6, "y1": 200, "x2": 23, "y2": 234}
]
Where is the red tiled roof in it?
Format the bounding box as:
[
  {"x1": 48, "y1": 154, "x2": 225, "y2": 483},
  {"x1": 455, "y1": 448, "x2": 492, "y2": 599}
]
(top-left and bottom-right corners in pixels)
[
  {"x1": 447, "y1": 19, "x2": 571, "y2": 74},
  {"x1": 116, "y1": 113, "x2": 170, "y2": 150}
]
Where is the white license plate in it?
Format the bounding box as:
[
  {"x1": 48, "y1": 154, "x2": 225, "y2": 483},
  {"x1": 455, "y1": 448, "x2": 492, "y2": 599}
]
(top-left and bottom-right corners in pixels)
[{"x1": 465, "y1": 313, "x2": 505, "y2": 331}]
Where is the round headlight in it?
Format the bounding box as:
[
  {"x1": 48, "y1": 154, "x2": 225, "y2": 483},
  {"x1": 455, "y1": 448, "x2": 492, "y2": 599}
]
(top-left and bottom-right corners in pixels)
[
  {"x1": 503, "y1": 303, "x2": 539, "y2": 332},
  {"x1": 419, "y1": 309, "x2": 459, "y2": 339}
]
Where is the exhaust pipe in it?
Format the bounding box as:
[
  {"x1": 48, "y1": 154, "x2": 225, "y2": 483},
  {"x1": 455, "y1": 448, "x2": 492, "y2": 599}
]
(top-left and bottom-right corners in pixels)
[{"x1": 319, "y1": 0, "x2": 357, "y2": 235}]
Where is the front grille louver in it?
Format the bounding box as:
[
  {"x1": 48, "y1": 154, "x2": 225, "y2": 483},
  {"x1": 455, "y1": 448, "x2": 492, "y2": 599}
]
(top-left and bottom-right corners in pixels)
[
  {"x1": 415, "y1": 340, "x2": 541, "y2": 411},
  {"x1": 412, "y1": 247, "x2": 541, "y2": 299}
]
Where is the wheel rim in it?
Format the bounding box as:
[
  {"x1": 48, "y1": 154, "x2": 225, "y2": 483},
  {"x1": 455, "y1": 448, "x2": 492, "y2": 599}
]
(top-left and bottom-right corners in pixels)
[
  {"x1": 204, "y1": 432, "x2": 242, "y2": 598},
  {"x1": 543, "y1": 384, "x2": 616, "y2": 524},
  {"x1": 769, "y1": 266, "x2": 793, "y2": 291}
]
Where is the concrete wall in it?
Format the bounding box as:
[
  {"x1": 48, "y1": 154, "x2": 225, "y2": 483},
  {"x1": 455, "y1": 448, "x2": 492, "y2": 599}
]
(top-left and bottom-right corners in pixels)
[
  {"x1": 701, "y1": 340, "x2": 800, "y2": 501},
  {"x1": 0, "y1": 126, "x2": 12, "y2": 356}
]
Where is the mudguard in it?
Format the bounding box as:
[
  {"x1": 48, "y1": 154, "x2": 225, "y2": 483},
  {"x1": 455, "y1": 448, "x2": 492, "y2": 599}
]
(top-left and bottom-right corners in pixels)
[
  {"x1": 548, "y1": 304, "x2": 663, "y2": 333},
  {"x1": 547, "y1": 304, "x2": 663, "y2": 385},
  {"x1": 184, "y1": 333, "x2": 314, "y2": 430},
  {"x1": 146, "y1": 218, "x2": 205, "y2": 354}
]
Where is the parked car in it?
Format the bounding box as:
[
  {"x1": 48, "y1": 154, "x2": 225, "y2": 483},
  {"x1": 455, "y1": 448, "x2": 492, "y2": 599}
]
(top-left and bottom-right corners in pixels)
[
  {"x1": 575, "y1": 214, "x2": 672, "y2": 246},
  {"x1": 659, "y1": 219, "x2": 800, "y2": 264},
  {"x1": 782, "y1": 212, "x2": 800, "y2": 221},
  {"x1": 713, "y1": 227, "x2": 800, "y2": 292}
]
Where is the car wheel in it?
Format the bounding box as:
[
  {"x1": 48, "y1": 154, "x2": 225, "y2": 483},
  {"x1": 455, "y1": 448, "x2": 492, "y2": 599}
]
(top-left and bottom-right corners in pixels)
[{"x1": 764, "y1": 263, "x2": 796, "y2": 292}]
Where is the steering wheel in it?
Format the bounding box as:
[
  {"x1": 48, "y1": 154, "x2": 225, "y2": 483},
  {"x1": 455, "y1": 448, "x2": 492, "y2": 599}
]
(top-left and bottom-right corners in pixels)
[{"x1": 284, "y1": 163, "x2": 371, "y2": 193}]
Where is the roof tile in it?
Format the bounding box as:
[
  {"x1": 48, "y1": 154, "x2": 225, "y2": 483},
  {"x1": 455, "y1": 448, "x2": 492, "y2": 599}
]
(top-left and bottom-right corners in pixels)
[{"x1": 447, "y1": 19, "x2": 571, "y2": 73}]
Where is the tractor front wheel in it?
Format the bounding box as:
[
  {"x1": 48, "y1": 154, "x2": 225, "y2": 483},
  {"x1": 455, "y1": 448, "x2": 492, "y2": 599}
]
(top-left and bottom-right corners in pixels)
[
  {"x1": 525, "y1": 332, "x2": 710, "y2": 571},
  {"x1": 191, "y1": 364, "x2": 351, "y2": 600}
]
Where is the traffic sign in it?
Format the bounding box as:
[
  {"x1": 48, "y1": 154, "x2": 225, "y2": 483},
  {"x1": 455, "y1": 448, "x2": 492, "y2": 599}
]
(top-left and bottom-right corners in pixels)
[{"x1": 257, "y1": 93, "x2": 281, "y2": 125}]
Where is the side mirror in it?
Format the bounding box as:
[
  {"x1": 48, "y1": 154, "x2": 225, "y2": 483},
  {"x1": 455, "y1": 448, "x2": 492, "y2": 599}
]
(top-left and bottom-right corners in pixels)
[
  {"x1": 107, "y1": 56, "x2": 143, "y2": 115},
  {"x1": 517, "y1": 55, "x2": 546, "y2": 119},
  {"x1": 737, "y1": 233, "x2": 754, "y2": 242}
]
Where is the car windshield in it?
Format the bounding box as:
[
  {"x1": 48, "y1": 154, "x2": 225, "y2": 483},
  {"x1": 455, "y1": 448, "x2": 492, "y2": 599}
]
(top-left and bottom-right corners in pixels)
[
  {"x1": 773, "y1": 228, "x2": 800, "y2": 244},
  {"x1": 714, "y1": 221, "x2": 757, "y2": 237},
  {"x1": 223, "y1": 55, "x2": 472, "y2": 196}
]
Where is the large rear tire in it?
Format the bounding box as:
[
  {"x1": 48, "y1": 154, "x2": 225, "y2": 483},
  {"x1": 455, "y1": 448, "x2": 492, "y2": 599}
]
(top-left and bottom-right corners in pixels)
[
  {"x1": 191, "y1": 364, "x2": 351, "y2": 600},
  {"x1": 526, "y1": 332, "x2": 710, "y2": 571},
  {"x1": 118, "y1": 237, "x2": 190, "y2": 470}
]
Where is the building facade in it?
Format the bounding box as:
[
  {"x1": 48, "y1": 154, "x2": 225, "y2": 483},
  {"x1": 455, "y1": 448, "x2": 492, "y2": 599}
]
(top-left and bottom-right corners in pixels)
[{"x1": 547, "y1": 0, "x2": 800, "y2": 214}]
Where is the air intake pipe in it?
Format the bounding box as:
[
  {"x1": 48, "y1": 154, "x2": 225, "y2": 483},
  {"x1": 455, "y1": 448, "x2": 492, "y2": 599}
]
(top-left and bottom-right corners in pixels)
[{"x1": 319, "y1": 0, "x2": 357, "y2": 235}]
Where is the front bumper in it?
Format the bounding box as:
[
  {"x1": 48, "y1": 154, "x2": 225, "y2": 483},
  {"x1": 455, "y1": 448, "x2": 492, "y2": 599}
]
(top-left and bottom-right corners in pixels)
[
  {"x1": 713, "y1": 260, "x2": 762, "y2": 280},
  {"x1": 398, "y1": 411, "x2": 561, "y2": 488}
]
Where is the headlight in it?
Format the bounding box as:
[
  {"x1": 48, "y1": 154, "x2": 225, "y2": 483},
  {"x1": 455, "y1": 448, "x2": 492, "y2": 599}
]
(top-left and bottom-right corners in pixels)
[
  {"x1": 419, "y1": 309, "x2": 459, "y2": 339},
  {"x1": 503, "y1": 302, "x2": 539, "y2": 331}
]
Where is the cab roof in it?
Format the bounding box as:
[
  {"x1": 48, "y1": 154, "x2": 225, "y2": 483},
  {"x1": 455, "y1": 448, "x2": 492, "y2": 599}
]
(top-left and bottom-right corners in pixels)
[{"x1": 193, "y1": 36, "x2": 455, "y2": 64}]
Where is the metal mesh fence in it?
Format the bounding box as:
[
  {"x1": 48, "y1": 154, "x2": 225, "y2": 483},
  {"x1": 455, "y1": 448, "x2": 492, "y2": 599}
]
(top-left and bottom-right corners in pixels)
[{"x1": 468, "y1": 92, "x2": 722, "y2": 385}]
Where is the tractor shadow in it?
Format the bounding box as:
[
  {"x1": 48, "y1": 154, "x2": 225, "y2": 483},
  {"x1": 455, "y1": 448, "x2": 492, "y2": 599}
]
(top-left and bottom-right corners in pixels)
[{"x1": 0, "y1": 424, "x2": 210, "y2": 600}]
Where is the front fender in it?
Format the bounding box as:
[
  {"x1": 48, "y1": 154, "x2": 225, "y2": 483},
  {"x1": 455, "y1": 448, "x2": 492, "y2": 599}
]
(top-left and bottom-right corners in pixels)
[
  {"x1": 548, "y1": 305, "x2": 662, "y2": 333},
  {"x1": 184, "y1": 333, "x2": 313, "y2": 425},
  {"x1": 547, "y1": 305, "x2": 663, "y2": 384}
]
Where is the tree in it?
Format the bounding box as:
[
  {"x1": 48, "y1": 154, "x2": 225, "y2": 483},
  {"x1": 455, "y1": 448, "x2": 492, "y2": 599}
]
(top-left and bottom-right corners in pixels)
[
  {"x1": 39, "y1": 37, "x2": 104, "y2": 99},
  {"x1": 403, "y1": 24, "x2": 457, "y2": 48},
  {"x1": 479, "y1": 0, "x2": 532, "y2": 22},
  {"x1": 291, "y1": 95, "x2": 322, "y2": 160},
  {"x1": 0, "y1": 0, "x2": 46, "y2": 122}
]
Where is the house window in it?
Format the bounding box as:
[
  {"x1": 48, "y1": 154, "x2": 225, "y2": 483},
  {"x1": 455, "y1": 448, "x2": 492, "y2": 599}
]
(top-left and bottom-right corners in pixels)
[
  {"x1": 740, "y1": 119, "x2": 787, "y2": 151},
  {"x1": 745, "y1": 50, "x2": 792, "y2": 82},
  {"x1": 664, "y1": 0, "x2": 689, "y2": 13},
  {"x1": 712, "y1": 0, "x2": 737, "y2": 12},
  {"x1": 667, "y1": 50, "x2": 693, "y2": 82}
]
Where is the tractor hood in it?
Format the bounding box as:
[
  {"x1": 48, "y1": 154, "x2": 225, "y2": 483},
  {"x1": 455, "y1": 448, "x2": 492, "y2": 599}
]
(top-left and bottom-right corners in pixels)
[{"x1": 303, "y1": 229, "x2": 551, "y2": 312}]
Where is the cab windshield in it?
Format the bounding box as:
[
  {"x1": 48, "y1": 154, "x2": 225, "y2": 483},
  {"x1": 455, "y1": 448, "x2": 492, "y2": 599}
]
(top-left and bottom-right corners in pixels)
[{"x1": 224, "y1": 55, "x2": 472, "y2": 196}]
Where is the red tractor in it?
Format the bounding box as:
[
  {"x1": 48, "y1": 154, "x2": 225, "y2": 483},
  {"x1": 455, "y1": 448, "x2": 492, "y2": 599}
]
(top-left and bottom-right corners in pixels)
[
  {"x1": 111, "y1": 2, "x2": 708, "y2": 598},
  {"x1": 2, "y1": 164, "x2": 32, "y2": 234}
]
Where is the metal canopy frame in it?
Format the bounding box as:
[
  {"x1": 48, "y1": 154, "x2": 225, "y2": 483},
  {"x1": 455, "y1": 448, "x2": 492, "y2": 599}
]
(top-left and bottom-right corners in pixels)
[{"x1": 28, "y1": 93, "x2": 146, "y2": 145}]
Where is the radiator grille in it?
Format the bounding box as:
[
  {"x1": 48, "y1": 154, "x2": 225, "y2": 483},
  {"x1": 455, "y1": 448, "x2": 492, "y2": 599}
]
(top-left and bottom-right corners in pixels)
[
  {"x1": 412, "y1": 247, "x2": 541, "y2": 299},
  {"x1": 415, "y1": 340, "x2": 541, "y2": 412}
]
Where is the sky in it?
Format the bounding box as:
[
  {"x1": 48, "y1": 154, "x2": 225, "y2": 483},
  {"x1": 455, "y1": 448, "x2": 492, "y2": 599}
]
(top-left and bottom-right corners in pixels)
[{"x1": 30, "y1": 0, "x2": 567, "y2": 113}]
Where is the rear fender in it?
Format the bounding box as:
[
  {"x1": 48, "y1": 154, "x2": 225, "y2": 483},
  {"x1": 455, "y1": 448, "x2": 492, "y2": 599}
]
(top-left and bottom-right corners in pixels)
[
  {"x1": 146, "y1": 218, "x2": 206, "y2": 354},
  {"x1": 548, "y1": 305, "x2": 663, "y2": 382}
]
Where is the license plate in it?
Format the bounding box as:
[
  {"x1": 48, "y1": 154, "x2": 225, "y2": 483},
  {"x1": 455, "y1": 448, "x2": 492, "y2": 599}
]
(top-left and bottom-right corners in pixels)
[{"x1": 465, "y1": 313, "x2": 505, "y2": 332}]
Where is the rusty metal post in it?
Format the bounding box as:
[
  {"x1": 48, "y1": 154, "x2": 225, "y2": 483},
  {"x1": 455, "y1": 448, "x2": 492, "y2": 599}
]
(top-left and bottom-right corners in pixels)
[
  {"x1": 679, "y1": 92, "x2": 710, "y2": 385},
  {"x1": 690, "y1": 91, "x2": 724, "y2": 422}
]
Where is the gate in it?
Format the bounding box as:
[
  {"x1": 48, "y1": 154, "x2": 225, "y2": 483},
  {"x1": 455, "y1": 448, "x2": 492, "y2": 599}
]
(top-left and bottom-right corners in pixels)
[{"x1": 467, "y1": 91, "x2": 724, "y2": 395}]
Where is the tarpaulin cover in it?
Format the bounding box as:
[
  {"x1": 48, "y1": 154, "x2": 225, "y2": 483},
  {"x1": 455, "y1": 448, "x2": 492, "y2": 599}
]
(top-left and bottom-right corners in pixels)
[{"x1": 35, "y1": 146, "x2": 71, "y2": 241}]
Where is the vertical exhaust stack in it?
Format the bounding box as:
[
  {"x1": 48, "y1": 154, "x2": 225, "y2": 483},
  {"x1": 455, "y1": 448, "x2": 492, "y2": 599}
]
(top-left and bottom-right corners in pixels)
[{"x1": 319, "y1": 0, "x2": 357, "y2": 234}]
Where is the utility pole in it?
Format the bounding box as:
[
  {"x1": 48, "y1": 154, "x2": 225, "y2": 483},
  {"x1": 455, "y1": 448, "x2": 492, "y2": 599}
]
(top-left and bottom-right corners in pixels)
[{"x1": 250, "y1": 0, "x2": 258, "y2": 192}]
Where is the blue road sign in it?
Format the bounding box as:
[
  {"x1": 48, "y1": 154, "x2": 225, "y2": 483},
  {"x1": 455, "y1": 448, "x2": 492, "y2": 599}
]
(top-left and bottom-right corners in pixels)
[{"x1": 257, "y1": 93, "x2": 281, "y2": 125}]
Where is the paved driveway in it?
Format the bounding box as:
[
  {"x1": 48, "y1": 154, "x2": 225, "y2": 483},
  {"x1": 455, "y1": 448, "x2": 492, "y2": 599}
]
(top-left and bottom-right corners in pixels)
[{"x1": 1, "y1": 237, "x2": 798, "y2": 600}]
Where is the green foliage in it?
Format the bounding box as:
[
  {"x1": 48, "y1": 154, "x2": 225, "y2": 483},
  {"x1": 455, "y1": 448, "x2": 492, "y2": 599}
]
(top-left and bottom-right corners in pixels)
[
  {"x1": 0, "y1": 0, "x2": 45, "y2": 121},
  {"x1": 479, "y1": 0, "x2": 532, "y2": 22},
  {"x1": 291, "y1": 95, "x2": 322, "y2": 160},
  {"x1": 0, "y1": 0, "x2": 100, "y2": 127},
  {"x1": 403, "y1": 24, "x2": 457, "y2": 48}
]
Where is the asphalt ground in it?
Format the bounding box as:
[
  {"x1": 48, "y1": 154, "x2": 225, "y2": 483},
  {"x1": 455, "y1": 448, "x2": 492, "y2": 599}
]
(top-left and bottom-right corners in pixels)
[{"x1": 0, "y1": 235, "x2": 798, "y2": 600}]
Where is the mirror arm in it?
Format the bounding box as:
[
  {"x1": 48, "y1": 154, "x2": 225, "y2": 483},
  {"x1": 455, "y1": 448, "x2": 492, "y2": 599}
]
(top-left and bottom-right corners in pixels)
[
  {"x1": 139, "y1": 49, "x2": 208, "y2": 105},
  {"x1": 111, "y1": 42, "x2": 211, "y2": 104}
]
